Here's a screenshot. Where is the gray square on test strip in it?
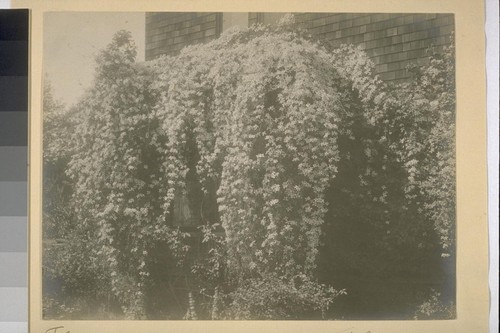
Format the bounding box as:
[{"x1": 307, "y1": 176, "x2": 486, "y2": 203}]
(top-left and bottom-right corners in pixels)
[
  {"x1": 0, "y1": 217, "x2": 27, "y2": 252},
  {"x1": 0, "y1": 287, "x2": 28, "y2": 321},
  {"x1": 0, "y1": 253, "x2": 27, "y2": 287},
  {"x1": 0, "y1": 147, "x2": 27, "y2": 181},
  {"x1": 0, "y1": 182, "x2": 27, "y2": 216}
]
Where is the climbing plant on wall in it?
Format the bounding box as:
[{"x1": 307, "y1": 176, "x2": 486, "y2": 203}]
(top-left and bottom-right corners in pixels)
[{"x1": 43, "y1": 17, "x2": 455, "y2": 320}]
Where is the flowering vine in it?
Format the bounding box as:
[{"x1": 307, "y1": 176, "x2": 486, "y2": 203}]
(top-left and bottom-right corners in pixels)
[{"x1": 45, "y1": 21, "x2": 456, "y2": 319}]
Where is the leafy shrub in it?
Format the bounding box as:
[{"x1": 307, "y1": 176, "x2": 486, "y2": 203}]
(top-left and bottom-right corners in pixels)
[
  {"x1": 43, "y1": 296, "x2": 82, "y2": 320},
  {"x1": 226, "y1": 273, "x2": 345, "y2": 320},
  {"x1": 43, "y1": 18, "x2": 455, "y2": 319},
  {"x1": 414, "y1": 289, "x2": 455, "y2": 319},
  {"x1": 318, "y1": 37, "x2": 455, "y2": 284}
]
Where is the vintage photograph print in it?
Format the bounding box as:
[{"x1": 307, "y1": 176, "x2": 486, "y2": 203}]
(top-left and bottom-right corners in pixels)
[{"x1": 42, "y1": 11, "x2": 457, "y2": 321}]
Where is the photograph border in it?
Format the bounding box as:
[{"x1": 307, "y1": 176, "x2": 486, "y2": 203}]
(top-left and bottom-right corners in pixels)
[{"x1": 16, "y1": 0, "x2": 489, "y2": 332}]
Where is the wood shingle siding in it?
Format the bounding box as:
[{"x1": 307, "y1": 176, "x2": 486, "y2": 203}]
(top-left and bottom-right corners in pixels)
[{"x1": 145, "y1": 12, "x2": 454, "y2": 86}]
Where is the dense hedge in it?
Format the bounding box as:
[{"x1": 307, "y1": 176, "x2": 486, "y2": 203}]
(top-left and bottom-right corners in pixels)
[{"x1": 43, "y1": 16, "x2": 455, "y2": 320}]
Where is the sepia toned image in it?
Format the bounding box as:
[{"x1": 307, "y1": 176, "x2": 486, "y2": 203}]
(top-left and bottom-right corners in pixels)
[{"x1": 41, "y1": 11, "x2": 458, "y2": 321}]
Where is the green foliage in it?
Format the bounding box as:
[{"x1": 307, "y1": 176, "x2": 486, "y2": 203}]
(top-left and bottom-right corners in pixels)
[
  {"x1": 43, "y1": 79, "x2": 106, "y2": 314},
  {"x1": 43, "y1": 78, "x2": 71, "y2": 163},
  {"x1": 399, "y1": 41, "x2": 456, "y2": 257},
  {"x1": 43, "y1": 79, "x2": 74, "y2": 240},
  {"x1": 43, "y1": 22, "x2": 455, "y2": 320},
  {"x1": 68, "y1": 30, "x2": 197, "y2": 319},
  {"x1": 45, "y1": 30, "x2": 193, "y2": 319},
  {"x1": 42, "y1": 296, "x2": 83, "y2": 320},
  {"x1": 318, "y1": 38, "x2": 455, "y2": 284},
  {"x1": 226, "y1": 273, "x2": 346, "y2": 320},
  {"x1": 191, "y1": 224, "x2": 227, "y2": 286},
  {"x1": 414, "y1": 289, "x2": 456, "y2": 319}
]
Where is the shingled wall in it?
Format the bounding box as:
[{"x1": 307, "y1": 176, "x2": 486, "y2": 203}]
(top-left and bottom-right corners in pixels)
[
  {"x1": 292, "y1": 13, "x2": 454, "y2": 82},
  {"x1": 145, "y1": 12, "x2": 221, "y2": 60},
  {"x1": 145, "y1": 12, "x2": 454, "y2": 83}
]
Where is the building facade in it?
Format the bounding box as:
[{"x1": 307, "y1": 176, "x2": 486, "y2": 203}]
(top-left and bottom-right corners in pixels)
[{"x1": 146, "y1": 12, "x2": 454, "y2": 83}]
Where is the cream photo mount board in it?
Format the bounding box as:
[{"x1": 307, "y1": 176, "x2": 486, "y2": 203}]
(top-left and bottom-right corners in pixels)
[{"x1": 17, "y1": 0, "x2": 489, "y2": 332}]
